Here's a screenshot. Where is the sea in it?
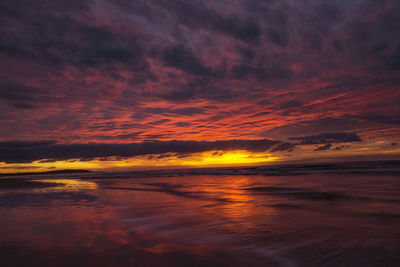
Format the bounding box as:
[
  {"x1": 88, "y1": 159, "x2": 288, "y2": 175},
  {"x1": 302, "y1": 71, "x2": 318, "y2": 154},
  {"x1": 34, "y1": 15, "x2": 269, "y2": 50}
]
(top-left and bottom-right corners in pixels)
[{"x1": 1, "y1": 160, "x2": 400, "y2": 266}]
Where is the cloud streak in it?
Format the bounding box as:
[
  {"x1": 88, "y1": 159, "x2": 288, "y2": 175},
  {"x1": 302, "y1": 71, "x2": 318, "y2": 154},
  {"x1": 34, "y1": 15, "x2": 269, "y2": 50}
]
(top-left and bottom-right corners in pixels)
[{"x1": 289, "y1": 133, "x2": 362, "y2": 145}]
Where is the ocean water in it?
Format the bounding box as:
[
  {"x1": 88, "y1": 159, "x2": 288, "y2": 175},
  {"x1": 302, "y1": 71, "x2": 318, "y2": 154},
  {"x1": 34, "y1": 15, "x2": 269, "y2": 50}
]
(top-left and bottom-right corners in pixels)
[{"x1": 1, "y1": 161, "x2": 400, "y2": 266}]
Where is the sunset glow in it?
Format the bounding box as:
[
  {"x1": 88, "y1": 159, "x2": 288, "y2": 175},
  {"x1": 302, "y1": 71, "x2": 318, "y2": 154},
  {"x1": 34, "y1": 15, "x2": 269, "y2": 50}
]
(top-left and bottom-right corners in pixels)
[
  {"x1": 0, "y1": 0, "x2": 399, "y2": 173},
  {"x1": 1, "y1": 2, "x2": 400, "y2": 267}
]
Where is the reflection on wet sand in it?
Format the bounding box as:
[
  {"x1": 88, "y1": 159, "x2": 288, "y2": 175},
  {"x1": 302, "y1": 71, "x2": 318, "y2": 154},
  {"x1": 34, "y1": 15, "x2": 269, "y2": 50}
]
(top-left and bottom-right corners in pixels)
[
  {"x1": 34, "y1": 179, "x2": 98, "y2": 192},
  {"x1": 1, "y1": 169, "x2": 400, "y2": 266}
]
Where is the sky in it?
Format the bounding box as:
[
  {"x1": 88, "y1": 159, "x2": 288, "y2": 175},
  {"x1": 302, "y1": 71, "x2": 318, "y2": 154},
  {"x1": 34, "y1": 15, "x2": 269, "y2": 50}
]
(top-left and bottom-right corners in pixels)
[{"x1": 0, "y1": 0, "x2": 399, "y2": 172}]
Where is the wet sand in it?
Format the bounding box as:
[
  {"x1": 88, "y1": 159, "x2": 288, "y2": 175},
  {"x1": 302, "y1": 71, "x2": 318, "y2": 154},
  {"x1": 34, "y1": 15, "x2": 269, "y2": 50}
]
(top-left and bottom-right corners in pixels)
[{"x1": 1, "y1": 163, "x2": 400, "y2": 266}]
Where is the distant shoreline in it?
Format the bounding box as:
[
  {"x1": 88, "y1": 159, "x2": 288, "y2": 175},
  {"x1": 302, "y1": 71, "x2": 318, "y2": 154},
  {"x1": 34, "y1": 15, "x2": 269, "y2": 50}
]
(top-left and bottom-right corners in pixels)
[
  {"x1": 0, "y1": 169, "x2": 91, "y2": 177},
  {"x1": 1, "y1": 159, "x2": 399, "y2": 177}
]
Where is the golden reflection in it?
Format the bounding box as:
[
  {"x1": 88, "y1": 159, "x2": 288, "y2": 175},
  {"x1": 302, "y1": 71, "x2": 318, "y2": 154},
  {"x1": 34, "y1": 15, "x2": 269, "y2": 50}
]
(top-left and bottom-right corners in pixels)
[
  {"x1": 206, "y1": 177, "x2": 276, "y2": 232},
  {"x1": 34, "y1": 179, "x2": 98, "y2": 192}
]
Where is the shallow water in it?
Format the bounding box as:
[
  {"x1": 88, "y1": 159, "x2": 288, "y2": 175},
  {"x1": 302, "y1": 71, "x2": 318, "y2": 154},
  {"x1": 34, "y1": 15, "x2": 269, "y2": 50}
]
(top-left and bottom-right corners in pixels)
[{"x1": 1, "y1": 162, "x2": 400, "y2": 266}]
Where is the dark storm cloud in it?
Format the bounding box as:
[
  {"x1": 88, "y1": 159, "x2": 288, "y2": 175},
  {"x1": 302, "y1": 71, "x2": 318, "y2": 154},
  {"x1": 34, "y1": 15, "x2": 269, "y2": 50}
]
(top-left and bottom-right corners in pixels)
[
  {"x1": 116, "y1": 1, "x2": 266, "y2": 46},
  {"x1": 290, "y1": 133, "x2": 361, "y2": 145},
  {"x1": 264, "y1": 117, "x2": 371, "y2": 138},
  {"x1": 313, "y1": 144, "x2": 332, "y2": 151},
  {"x1": 358, "y1": 114, "x2": 400, "y2": 125},
  {"x1": 2, "y1": 0, "x2": 398, "y2": 105},
  {"x1": 0, "y1": 78, "x2": 57, "y2": 109},
  {"x1": 0, "y1": 80, "x2": 36, "y2": 109},
  {"x1": 170, "y1": 82, "x2": 243, "y2": 102},
  {"x1": 0, "y1": 141, "x2": 56, "y2": 148},
  {"x1": 232, "y1": 61, "x2": 292, "y2": 81},
  {"x1": 145, "y1": 0, "x2": 262, "y2": 43},
  {"x1": 73, "y1": 25, "x2": 145, "y2": 69},
  {"x1": 162, "y1": 45, "x2": 212, "y2": 76},
  {"x1": 384, "y1": 44, "x2": 400, "y2": 70},
  {"x1": 0, "y1": 0, "x2": 149, "y2": 74},
  {"x1": 257, "y1": 99, "x2": 271, "y2": 105},
  {"x1": 95, "y1": 132, "x2": 143, "y2": 141},
  {"x1": 0, "y1": 139, "x2": 282, "y2": 163},
  {"x1": 0, "y1": 0, "x2": 91, "y2": 15},
  {"x1": 154, "y1": 86, "x2": 197, "y2": 102},
  {"x1": 270, "y1": 142, "x2": 296, "y2": 152},
  {"x1": 279, "y1": 100, "x2": 303, "y2": 109}
]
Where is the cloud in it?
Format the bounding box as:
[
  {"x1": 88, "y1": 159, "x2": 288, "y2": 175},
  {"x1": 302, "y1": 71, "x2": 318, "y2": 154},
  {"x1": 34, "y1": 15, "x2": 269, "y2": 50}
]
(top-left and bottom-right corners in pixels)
[
  {"x1": 384, "y1": 44, "x2": 400, "y2": 70},
  {"x1": 263, "y1": 117, "x2": 369, "y2": 138},
  {"x1": 359, "y1": 114, "x2": 400, "y2": 125},
  {"x1": 332, "y1": 145, "x2": 350, "y2": 151},
  {"x1": 313, "y1": 144, "x2": 332, "y2": 151},
  {"x1": 154, "y1": 0, "x2": 261, "y2": 43},
  {"x1": 173, "y1": 107, "x2": 204, "y2": 116},
  {"x1": 148, "y1": 119, "x2": 171, "y2": 125},
  {"x1": 156, "y1": 153, "x2": 174, "y2": 159},
  {"x1": 0, "y1": 141, "x2": 57, "y2": 148},
  {"x1": 162, "y1": 45, "x2": 212, "y2": 76},
  {"x1": 0, "y1": 0, "x2": 399, "y2": 158},
  {"x1": 290, "y1": 133, "x2": 361, "y2": 145},
  {"x1": 0, "y1": 0, "x2": 149, "y2": 74},
  {"x1": 232, "y1": 61, "x2": 293, "y2": 82},
  {"x1": 95, "y1": 132, "x2": 143, "y2": 141},
  {"x1": 279, "y1": 100, "x2": 303, "y2": 109},
  {"x1": 136, "y1": 107, "x2": 204, "y2": 117},
  {"x1": 174, "y1": 122, "x2": 191, "y2": 127},
  {"x1": 270, "y1": 142, "x2": 296, "y2": 152},
  {"x1": 0, "y1": 139, "x2": 282, "y2": 163},
  {"x1": 0, "y1": 78, "x2": 57, "y2": 109}
]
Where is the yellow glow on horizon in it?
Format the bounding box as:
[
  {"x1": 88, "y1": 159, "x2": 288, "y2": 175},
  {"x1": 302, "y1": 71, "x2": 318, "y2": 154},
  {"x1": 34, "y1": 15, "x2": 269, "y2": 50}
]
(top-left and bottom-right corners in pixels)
[
  {"x1": 1, "y1": 139, "x2": 399, "y2": 174},
  {"x1": 0, "y1": 160, "x2": 107, "y2": 174},
  {"x1": 171, "y1": 150, "x2": 279, "y2": 167},
  {"x1": 0, "y1": 150, "x2": 279, "y2": 173}
]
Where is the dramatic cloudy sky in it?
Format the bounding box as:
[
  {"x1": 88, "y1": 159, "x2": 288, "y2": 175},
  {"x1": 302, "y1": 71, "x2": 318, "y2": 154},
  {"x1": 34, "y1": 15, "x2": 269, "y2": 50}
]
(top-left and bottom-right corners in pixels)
[{"x1": 0, "y1": 0, "x2": 399, "y2": 172}]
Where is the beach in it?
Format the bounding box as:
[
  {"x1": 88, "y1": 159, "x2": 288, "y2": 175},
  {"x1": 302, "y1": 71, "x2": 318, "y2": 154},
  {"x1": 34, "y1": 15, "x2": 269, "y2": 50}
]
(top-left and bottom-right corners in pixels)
[{"x1": 1, "y1": 161, "x2": 400, "y2": 266}]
